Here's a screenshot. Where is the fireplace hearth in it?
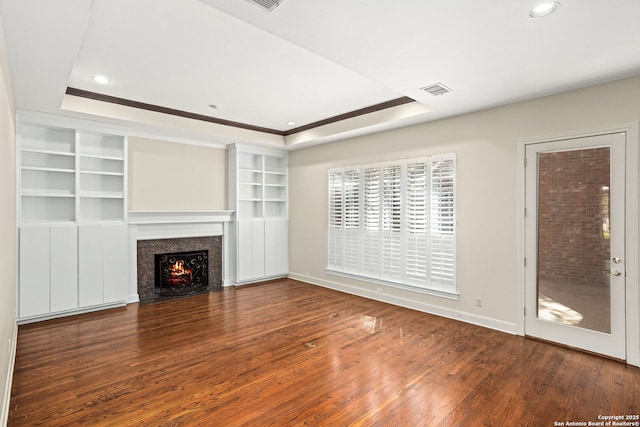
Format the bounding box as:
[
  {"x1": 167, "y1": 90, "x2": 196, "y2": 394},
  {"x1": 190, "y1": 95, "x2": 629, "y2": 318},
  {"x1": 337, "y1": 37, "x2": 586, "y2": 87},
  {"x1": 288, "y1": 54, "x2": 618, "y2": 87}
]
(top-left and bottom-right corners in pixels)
[{"x1": 155, "y1": 250, "x2": 208, "y2": 296}]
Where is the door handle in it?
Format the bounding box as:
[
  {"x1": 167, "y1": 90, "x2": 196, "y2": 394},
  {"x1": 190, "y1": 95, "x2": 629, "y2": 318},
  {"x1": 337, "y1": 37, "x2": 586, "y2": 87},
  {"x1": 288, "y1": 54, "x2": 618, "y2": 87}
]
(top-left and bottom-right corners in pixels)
[{"x1": 603, "y1": 269, "x2": 622, "y2": 276}]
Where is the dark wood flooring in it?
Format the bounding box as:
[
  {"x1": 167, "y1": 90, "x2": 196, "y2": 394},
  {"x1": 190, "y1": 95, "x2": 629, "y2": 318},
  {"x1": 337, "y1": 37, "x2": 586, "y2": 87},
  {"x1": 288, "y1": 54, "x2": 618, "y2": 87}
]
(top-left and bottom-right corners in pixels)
[{"x1": 8, "y1": 279, "x2": 640, "y2": 426}]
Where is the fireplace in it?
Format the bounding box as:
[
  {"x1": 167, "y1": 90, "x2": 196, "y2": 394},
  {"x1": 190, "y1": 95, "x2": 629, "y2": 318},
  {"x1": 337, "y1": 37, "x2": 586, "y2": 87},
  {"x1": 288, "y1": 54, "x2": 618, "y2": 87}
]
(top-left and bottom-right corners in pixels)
[
  {"x1": 137, "y1": 236, "x2": 223, "y2": 304},
  {"x1": 155, "y1": 250, "x2": 209, "y2": 296}
]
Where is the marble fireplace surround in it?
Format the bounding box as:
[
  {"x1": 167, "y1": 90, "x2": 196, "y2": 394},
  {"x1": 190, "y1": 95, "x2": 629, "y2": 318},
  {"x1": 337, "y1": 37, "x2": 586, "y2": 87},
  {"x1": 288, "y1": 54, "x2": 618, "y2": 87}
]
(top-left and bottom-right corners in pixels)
[
  {"x1": 127, "y1": 211, "x2": 234, "y2": 303},
  {"x1": 137, "y1": 236, "x2": 221, "y2": 304}
]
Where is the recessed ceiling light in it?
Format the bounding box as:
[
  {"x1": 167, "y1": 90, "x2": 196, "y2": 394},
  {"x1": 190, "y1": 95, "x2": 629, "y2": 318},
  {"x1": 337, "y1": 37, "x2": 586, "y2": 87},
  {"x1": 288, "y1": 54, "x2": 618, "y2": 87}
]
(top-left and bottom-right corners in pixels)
[
  {"x1": 208, "y1": 104, "x2": 222, "y2": 110},
  {"x1": 92, "y1": 75, "x2": 110, "y2": 85},
  {"x1": 287, "y1": 121, "x2": 296, "y2": 126},
  {"x1": 530, "y1": 1, "x2": 561, "y2": 19}
]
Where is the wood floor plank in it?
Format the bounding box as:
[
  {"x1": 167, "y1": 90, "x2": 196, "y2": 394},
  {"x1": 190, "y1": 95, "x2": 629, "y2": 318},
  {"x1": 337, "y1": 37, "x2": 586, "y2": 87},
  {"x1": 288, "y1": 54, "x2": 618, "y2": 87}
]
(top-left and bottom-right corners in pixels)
[{"x1": 8, "y1": 279, "x2": 640, "y2": 426}]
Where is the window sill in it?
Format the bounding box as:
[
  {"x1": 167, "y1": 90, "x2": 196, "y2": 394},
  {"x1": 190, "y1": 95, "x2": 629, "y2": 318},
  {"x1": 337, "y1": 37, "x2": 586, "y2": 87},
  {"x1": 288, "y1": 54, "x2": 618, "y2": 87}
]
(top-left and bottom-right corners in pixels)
[{"x1": 326, "y1": 269, "x2": 459, "y2": 301}]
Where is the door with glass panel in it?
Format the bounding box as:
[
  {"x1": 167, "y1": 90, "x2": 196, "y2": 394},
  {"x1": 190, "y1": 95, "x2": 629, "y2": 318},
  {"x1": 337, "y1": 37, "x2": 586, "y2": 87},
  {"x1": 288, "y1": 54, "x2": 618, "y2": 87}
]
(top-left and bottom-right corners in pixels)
[{"x1": 524, "y1": 133, "x2": 626, "y2": 359}]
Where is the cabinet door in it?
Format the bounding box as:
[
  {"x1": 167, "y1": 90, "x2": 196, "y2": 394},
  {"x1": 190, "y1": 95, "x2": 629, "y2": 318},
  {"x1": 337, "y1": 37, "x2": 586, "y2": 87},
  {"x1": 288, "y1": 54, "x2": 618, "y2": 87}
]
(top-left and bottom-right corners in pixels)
[
  {"x1": 78, "y1": 225, "x2": 104, "y2": 307},
  {"x1": 252, "y1": 220, "x2": 265, "y2": 279},
  {"x1": 102, "y1": 224, "x2": 128, "y2": 303},
  {"x1": 237, "y1": 220, "x2": 265, "y2": 282},
  {"x1": 265, "y1": 219, "x2": 288, "y2": 277},
  {"x1": 19, "y1": 227, "x2": 50, "y2": 318},
  {"x1": 237, "y1": 220, "x2": 254, "y2": 282},
  {"x1": 50, "y1": 226, "x2": 78, "y2": 312}
]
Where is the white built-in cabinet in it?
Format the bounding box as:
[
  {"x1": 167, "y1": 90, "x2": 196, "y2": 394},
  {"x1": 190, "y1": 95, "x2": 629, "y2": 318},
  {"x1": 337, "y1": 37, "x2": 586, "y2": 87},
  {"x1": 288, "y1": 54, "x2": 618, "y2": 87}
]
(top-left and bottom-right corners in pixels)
[
  {"x1": 19, "y1": 225, "x2": 78, "y2": 318},
  {"x1": 78, "y1": 224, "x2": 128, "y2": 307},
  {"x1": 230, "y1": 144, "x2": 288, "y2": 284},
  {"x1": 17, "y1": 115, "x2": 128, "y2": 323}
]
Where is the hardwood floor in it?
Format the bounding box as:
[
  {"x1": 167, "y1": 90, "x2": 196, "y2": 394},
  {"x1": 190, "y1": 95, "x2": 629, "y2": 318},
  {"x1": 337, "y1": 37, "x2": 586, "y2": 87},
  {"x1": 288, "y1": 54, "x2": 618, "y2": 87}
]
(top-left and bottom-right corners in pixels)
[{"x1": 8, "y1": 279, "x2": 640, "y2": 426}]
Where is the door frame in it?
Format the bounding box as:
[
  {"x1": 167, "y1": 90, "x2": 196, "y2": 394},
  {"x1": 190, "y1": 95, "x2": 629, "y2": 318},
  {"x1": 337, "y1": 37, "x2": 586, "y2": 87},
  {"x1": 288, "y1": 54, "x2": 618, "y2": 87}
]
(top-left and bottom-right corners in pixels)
[{"x1": 516, "y1": 122, "x2": 639, "y2": 366}]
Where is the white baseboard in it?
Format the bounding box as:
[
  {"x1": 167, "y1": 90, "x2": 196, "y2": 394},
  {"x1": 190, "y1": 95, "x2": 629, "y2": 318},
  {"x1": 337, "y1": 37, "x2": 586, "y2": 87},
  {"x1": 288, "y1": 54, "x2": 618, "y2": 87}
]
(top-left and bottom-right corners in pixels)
[
  {"x1": 225, "y1": 275, "x2": 288, "y2": 287},
  {"x1": 288, "y1": 273, "x2": 517, "y2": 335},
  {"x1": 1, "y1": 321, "x2": 17, "y2": 427},
  {"x1": 17, "y1": 301, "x2": 127, "y2": 325}
]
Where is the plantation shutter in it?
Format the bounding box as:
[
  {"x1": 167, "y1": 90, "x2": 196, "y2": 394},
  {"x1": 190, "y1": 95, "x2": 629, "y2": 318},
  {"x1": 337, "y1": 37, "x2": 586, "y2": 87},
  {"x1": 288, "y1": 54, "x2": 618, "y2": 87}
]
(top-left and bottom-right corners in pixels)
[
  {"x1": 342, "y1": 168, "x2": 361, "y2": 272},
  {"x1": 381, "y1": 164, "x2": 402, "y2": 281},
  {"x1": 405, "y1": 160, "x2": 428, "y2": 285},
  {"x1": 429, "y1": 154, "x2": 456, "y2": 290},
  {"x1": 327, "y1": 153, "x2": 456, "y2": 296},
  {"x1": 363, "y1": 167, "x2": 381, "y2": 276},
  {"x1": 327, "y1": 170, "x2": 344, "y2": 270}
]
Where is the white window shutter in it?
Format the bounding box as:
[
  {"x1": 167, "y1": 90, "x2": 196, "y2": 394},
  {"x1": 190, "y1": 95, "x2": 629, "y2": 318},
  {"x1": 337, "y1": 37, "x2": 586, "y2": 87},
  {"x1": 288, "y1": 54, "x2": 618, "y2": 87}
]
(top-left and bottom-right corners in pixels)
[
  {"x1": 343, "y1": 168, "x2": 361, "y2": 272},
  {"x1": 363, "y1": 167, "x2": 381, "y2": 276},
  {"x1": 328, "y1": 170, "x2": 343, "y2": 270},
  {"x1": 327, "y1": 153, "x2": 456, "y2": 296},
  {"x1": 429, "y1": 154, "x2": 456, "y2": 290},
  {"x1": 381, "y1": 164, "x2": 402, "y2": 280},
  {"x1": 405, "y1": 160, "x2": 428, "y2": 285}
]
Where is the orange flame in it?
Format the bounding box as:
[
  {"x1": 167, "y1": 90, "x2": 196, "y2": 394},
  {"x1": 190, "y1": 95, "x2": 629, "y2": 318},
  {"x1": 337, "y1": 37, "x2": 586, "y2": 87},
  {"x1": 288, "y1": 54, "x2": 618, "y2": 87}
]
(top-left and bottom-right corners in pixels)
[
  {"x1": 172, "y1": 260, "x2": 186, "y2": 275},
  {"x1": 169, "y1": 260, "x2": 192, "y2": 282}
]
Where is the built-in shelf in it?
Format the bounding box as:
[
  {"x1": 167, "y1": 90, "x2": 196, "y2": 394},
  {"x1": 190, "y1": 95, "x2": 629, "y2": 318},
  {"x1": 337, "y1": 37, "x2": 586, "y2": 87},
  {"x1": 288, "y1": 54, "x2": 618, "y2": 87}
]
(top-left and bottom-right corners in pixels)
[
  {"x1": 78, "y1": 132, "x2": 124, "y2": 158},
  {"x1": 79, "y1": 171, "x2": 125, "y2": 176},
  {"x1": 17, "y1": 114, "x2": 130, "y2": 324},
  {"x1": 20, "y1": 123, "x2": 75, "y2": 154},
  {"x1": 22, "y1": 166, "x2": 75, "y2": 173},
  {"x1": 233, "y1": 149, "x2": 287, "y2": 221},
  {"x1": 79, "y1": 198, "x2": 124, "y2": 222},
  {"x1": 21, "y1": 151, "x2": 75, "y2": 172},
  {"x1": 19, "y1": 121, "x2": 127, "y2": 224},
  {"x1": 230, "y1": 144, "x2": 288, "y2": 284},
  {"x1": 79, "y1": 153, "x2": 125, "y2": 161},
  {"x1": 79, "y1": 192, "x2": 124, "y2": 198},
  {"x1": 21, "y1": 148, "x2": 76, "y2": 156},
  {"x1": 21, "y1": 196, "x2": 76, "y2": 223},
  {"x1": 22, "y1": 192, "x2": 75, "y2": 197}
]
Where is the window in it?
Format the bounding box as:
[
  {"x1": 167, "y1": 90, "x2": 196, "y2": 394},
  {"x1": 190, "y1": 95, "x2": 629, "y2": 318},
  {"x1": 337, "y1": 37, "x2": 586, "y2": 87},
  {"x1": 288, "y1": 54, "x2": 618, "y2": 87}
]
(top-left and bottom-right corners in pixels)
[{"x1": 327, "y1": 154, "x2": 456, "y2": 297}]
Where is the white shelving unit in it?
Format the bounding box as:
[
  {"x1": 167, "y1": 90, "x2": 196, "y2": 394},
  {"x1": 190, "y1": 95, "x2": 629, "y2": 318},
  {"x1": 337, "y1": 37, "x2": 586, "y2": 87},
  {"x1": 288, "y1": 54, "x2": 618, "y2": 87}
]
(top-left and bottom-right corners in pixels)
[
  {"x1": 17, "y1": 115, "x2": 128, "y2": 323},
  {"x1": 20, "y1": 124, "x2": 77, "y2": 224},
  {"x1": 19, "y1": 123, "x2": 127, "y2": 224},
  {"x1": 229, "y1": 144, "x2": 288, "y2": 284},
  {"x1": 77, "y1": 131, "x2": 126, "y2": 223}
]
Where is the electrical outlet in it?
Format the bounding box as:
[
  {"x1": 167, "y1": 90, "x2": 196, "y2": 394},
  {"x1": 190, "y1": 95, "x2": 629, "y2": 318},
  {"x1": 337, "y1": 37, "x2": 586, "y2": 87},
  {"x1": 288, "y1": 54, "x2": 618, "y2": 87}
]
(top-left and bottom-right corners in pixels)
[{"x1": 476, "y1": 297, "x2": 483, "y2": 308}]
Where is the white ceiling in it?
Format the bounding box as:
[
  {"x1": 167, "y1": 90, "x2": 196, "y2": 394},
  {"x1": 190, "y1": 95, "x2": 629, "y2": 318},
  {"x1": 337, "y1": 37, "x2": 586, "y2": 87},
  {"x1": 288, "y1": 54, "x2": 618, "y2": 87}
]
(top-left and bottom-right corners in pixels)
[{"x1": 1, "y1": 0, "x2": 639, "y2": 148}]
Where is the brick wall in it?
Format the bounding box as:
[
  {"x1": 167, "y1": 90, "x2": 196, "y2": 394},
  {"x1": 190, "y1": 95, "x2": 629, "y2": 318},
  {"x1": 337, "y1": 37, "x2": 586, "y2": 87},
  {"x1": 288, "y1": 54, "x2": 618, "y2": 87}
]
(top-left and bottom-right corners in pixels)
[{"x1": 537, "y1": 147, "x2": 610, "y2": 286}]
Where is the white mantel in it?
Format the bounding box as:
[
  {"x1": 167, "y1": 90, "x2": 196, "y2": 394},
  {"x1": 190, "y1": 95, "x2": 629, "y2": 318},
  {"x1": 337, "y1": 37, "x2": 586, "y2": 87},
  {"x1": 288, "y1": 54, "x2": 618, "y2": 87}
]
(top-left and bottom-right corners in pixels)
[
  {"x1": 129, "y1": 210, "x2": 234, "y2": 240},
  {"x1": 127, "y1": 210, "x2": 235, "y2": 302}
]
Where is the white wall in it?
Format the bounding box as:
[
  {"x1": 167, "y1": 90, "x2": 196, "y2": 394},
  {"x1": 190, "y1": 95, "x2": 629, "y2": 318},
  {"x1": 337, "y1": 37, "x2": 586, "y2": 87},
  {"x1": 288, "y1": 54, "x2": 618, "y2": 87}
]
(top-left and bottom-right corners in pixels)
[
  {"x1": 0, "y1": 15, "x2": 16, "y2": 426},
  {"x1": 128, "y1": 136, "x2": 228, "y2": 211},
  {"x1": 288, "y1": 76, "x2": 640, "y2": 332}
]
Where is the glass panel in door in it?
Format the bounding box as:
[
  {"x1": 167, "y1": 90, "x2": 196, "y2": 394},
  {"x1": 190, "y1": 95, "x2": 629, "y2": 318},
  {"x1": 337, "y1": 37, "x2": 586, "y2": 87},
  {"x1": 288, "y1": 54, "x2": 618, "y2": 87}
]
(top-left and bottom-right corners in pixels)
[{"x1": 536, "y1": 147, "x2": 611, "y2": 333}]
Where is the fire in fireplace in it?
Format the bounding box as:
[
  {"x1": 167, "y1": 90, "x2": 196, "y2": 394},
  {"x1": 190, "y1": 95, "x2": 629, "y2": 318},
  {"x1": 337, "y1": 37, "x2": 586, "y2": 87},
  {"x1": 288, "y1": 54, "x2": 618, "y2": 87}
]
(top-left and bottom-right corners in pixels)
[{"x1": 154, "y1": 250, "x2": 209, "y2": 296}]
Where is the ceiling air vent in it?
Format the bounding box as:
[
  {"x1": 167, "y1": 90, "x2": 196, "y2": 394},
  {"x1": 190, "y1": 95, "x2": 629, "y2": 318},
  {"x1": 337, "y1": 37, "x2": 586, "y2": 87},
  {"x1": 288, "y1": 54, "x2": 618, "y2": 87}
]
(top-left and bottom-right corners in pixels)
[
  {"x1": 247, "y1": 0, "x2": 285, "y2": 12},
  {"x1": 420, "y1": 83, "x2": 452, "y2": 96}
]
